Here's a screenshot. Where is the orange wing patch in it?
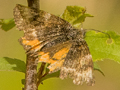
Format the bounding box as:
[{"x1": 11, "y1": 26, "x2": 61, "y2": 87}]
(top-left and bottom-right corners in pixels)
[
  {"x1": 52, "y1": 48, "x2": 69, "y2": 60},
  {"x1": 38, "y1": 47, "x2": 70, "y2": 73},
  {"x1": 38, "y1": 52, "x2": 56, "y2": 64},
  {"x1": 22, "y1": 38, "x2": 41, "y2": 50}
]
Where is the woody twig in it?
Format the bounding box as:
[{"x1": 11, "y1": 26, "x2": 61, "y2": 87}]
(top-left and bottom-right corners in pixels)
[{"x1": 24, "y1": 0, "x2": 40, "y2": 90}]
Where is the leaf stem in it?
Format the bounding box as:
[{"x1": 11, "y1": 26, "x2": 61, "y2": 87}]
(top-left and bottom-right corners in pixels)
[
  {"x1": 37, "y1": 62, "x2": 47, "y2": 87},
  {"x1": 85, "y1": 29, "x2": 111, "y2": 39}
]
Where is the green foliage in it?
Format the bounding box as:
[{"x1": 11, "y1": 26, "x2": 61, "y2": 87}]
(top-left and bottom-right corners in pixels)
[
  {"x1": 41, "y1": 71, "x2": 60, "y2": 81},
  {"x1": 0, "y1": 18, "x2": 15, "y2": 31},
  {"x1": 85, "y1": 31, "x2": 120, "y2": 63},
  {"x1": 0, "y1": 57, "x2": 25, "y2": 73},
  {"x1": 93, "y1": 62, "x2": 104, "y2": 76},
  {"x1": 61, "y1": 6, "x2": 93, "y2": 28}
]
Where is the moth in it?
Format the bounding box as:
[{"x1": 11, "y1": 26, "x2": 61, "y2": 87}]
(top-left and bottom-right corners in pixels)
[{"x1": 13, "y1": 4, "x2": 95, "y2": 86}]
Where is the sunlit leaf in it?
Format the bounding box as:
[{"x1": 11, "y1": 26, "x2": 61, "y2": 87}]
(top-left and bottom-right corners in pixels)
[
  {"x1": 85, "y1": 31, "x2": 120, "y2": 63},
  {"x1": 0, "y1": 18, "x2": 15, "y2": 31},
  {"x1": 0, "y1": 57, "x2": 25, "y2": 73},
  {"x1": 61, "y1": 6, "x2": 93, "y2": 28}
]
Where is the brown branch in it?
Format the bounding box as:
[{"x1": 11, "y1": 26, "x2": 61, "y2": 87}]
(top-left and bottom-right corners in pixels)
[
  {"x1": 24, "y1": 0, "x2": 48, "y2": 89},
  {"x1": 24, "y1": 55, "x2": 38, "y2": 90},
  {"x1": 27, "y1": 0, "x2": 40, "y2": 9},
  {"x1": 24, "y1": 0, "x2": 40, "y2": 90}
]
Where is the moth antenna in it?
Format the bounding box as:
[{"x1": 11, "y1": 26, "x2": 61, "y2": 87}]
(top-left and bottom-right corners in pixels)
[{"x1": 84, "y1": 29, "x2": 111, "y2": 39}]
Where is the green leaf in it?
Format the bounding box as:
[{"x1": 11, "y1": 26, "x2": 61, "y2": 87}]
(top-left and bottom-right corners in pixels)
[
  {"x1": 0, "y1": 57, "x2": 26, "y2": 73},
  {"x1": 0, "y1": 18, "x2": 15, "y2": 31},
  {"x1": 73, "y1": 14, "x2": 93, "y2": 25},
  {"x1": 85, "y1": 31, "x2": 120, "y2": 63},
  {"x1": 41, "y1": 70, "x2": 60, "y2": 81},
  {"x1": 61, "y1": 6, "x2": 93, "y2": 28},
  {"x1": 93, "y1": 62, "x2": 104, "y2": 76}
]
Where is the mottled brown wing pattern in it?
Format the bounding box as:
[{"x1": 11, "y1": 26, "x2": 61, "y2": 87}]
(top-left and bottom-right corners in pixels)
[
  {"x1": 13, "y1": 4, "x2": 95, "y2": 85},
  {"x1": 60, "y1": 39, "x2": 95, "y2": 86},
  {"x1": 14, "y1": 4, "x2": 72, "y2": 53},
  {"x1": 13, "y1": 4, "x2": 72, "y2": 72}
]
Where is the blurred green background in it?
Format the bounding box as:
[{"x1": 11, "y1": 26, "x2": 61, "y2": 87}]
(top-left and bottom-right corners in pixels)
[{"x1": 0, "y1": 0, "x2": 120, "y2": 90}]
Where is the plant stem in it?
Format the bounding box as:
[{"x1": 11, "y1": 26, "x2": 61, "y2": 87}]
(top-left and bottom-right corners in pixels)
[
  {"x1": 24, "y1": 55, "x2": 38, "y2": 90},
  {"x1": 24, "y1": 0, "x2": 40, "y2": 90},
  {"x1": 27, "y1": 0, "x2": 40, "y2": 9},
  {"x1": 37, "y1": 62, "x2": 46, "y2": 87}
]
